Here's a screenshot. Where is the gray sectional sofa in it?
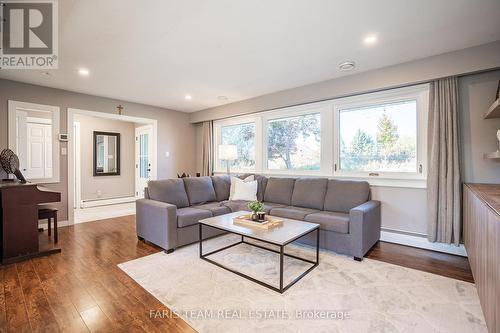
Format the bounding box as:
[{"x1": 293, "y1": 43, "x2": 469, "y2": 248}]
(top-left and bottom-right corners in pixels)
[{"x1": 136, "y1": 174, "x2": 381, "y2": 260}]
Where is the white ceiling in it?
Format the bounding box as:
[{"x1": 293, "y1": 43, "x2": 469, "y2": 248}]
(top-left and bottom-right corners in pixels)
[{"x1": 1, "y1": 0, "x2": 500, "y2": 112}]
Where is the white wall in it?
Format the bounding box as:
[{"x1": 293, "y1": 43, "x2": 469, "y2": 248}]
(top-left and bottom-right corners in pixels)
[
  {"x1": 74, "y1": 114, "x2": 136, "y2": 201},
  {"x1": 371, "y1": 187, "x2": 427, "y2": 235}
]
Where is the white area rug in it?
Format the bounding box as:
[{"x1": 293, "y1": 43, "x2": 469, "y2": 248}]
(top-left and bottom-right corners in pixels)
[{"x1": 119, "y1": 235, "x2": 486, "y2": 333}]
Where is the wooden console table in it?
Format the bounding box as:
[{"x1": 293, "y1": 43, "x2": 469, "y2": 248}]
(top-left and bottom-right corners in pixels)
[{"x1": 463, "y1": 183, "x2": 500, "y2": 333}]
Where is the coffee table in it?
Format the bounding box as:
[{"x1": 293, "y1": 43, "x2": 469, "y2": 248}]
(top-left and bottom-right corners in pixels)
[{"x1": 199, "y1": 211, "x2": 320, "y2": 293}]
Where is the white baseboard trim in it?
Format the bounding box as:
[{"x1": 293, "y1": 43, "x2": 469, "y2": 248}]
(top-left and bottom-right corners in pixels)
[
  {"x1": 38, "y1": 220, "x2": 70, "y2": 229},
  {"x1": 81, "y1": 196, "x2": 136, "y2": 208},
  {"x1": 380, "y1": 230, "x2": 467, "y2": 257},
  {"x1": 74, "y1": 203, "x2": 136, "y2": 224}
]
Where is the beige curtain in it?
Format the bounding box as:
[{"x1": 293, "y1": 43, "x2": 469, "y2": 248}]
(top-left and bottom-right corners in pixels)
[
  {"x1": 427, "y1": 76, "x2": 461, "y2": 245},
  {"x1": 201, "y1": 121, "x2": 214, "y2": 176}
]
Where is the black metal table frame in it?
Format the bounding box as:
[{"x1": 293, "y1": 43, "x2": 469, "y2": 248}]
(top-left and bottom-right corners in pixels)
[{"x1": 199, "y1": 223, "x2": 320, "y2": 294}]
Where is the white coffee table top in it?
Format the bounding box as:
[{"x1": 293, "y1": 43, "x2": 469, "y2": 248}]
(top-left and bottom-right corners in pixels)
[{"x1": 199, "y1": 211, "x2": 319, "y2": 246}]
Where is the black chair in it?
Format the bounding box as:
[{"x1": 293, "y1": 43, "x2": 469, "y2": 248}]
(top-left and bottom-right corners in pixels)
[{"x1": 38, "y1": 207, "x2": 58, "y2": 243}]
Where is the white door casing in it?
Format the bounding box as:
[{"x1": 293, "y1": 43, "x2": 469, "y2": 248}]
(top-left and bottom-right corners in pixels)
[
  {"x1": 73, "y1": 122, "x2": 81, "y2": 209},
  {"x1": 16, "y1": 111, "x2": 28, "y2": 172},
  {"x1": 7, "y1": 100, "x2": 60, "y2": 184}
]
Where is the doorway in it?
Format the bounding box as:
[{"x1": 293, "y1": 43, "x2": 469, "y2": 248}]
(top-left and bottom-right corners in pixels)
[{"x1": 67, "y1": 108, "x2": 157, "y2": 225}]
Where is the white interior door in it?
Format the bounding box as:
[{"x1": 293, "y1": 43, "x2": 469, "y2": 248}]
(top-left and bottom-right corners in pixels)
[
  {"x1": 135, "y1": 125, "x2": 153, "y2": 198},
  {"x1": 26, "y1": 123, "x2": 52, "y2": 179}
]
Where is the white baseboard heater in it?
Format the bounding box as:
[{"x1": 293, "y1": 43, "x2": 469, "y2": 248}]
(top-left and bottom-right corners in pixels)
[
  {"x1": 380, "y1": 228, "x2": 467, "y2": 257},
  {"x1": 80, "y1": 196, "x2": 136, "y2": 208}
]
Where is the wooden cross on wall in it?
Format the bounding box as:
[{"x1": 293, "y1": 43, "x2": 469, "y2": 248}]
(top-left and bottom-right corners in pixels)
[{"x1": 117, "y1": 105, "x2": 124, "y2": 115}]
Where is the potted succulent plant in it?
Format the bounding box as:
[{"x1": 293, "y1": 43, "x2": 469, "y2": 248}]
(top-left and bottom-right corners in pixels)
[{"x1": 247, "y1": 201, "x2": 266, "y2": 222}]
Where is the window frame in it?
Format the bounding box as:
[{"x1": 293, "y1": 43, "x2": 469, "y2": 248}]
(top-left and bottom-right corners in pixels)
[
  {"x1": 213, "y1": 115, "x2": 261, "y2": 173},
  {"x1": 212, "y1": 84, "x2": 429, "y2": 188},
  {"x1": 261, "y1": 103, "x2": 332, "y2": 176},
  {"x1": 332, "y1": 84, "x2": 429, "y2": 184}
]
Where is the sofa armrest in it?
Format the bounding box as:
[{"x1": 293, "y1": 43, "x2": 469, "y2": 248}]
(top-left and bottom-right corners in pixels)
[
  {"x1": 136, "y1": 199, "x2": 178, "y2": 251},
  {"x1": 349, "y1": 200, "x2": 381, "y2": 258}
]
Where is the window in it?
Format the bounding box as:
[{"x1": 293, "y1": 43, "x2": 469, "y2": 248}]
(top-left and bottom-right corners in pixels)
[
  {"x1": 213, "y1": 84, "x2": 428, "y2": 187},
  {"x1": 334, "y1": 84, "x2": 428, "y2": 181},
  {"x1": 139, "y1": 133, "x2": 149, "y2": 178},
  {"x1": 216, "y1": 121, "x2": 256, "y2": 171},
  {"x1": 266, "y1": 113, "x2": 321, "y2": 171},
  {"x1": 339, "y1": 100, "x2": 417, "y2": 172}
]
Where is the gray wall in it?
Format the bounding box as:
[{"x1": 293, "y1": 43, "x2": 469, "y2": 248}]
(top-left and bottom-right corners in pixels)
[
  {"x1": 191, "y1": 41, "x2": 500, "y2": 123},
  {"x1": 0, "y1": 79, "x2": 197, "y2": 220},
  {"x1": 459, "y1": 70, "x2": 500, "y2": 184},
  {"x1": 74, "y1": 114, "x2": 136, "y2": 201}
]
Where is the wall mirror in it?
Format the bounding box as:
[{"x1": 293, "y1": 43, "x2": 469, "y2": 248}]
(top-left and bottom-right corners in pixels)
[
  {"x1": 7, "y1": 100, "x2": 60, "y2": 183},
  {"x1": 93, "y1": 131, "x2": 120, "y2": 176}
]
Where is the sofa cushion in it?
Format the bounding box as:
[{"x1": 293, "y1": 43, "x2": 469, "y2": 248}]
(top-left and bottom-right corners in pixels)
[
  {"x1": 263, "y1": 177, "x2": 296, "y2": 205},
  {"x1": 183, "y1": 176, "x2": 217, "y2": 205},
  {"x1": 147, "y1": 179, "x2": 189, "y2": 208},
  {"x1": 221, "y1": 201, "x2": 286, "y2": 214},
  {"x1": 177, "y1": 207, "x2": 212, "y2": 228},
  {"x1": 291, "y1": 178, "x2": 328, "y2": 210},
  {"x1": 270, "y1": 206, "x2": 320, "y2": 220},
  {"x1": 262, "y1": 202, "x2": 286, "y2": 214},
  {"x1": 240, "y1": 173, "x2": 268, "y2": 201},
  {"x1": 324, "y1": 179, "x2": 370, "y2": 213},
  {"x1": 304, "y1": 211, "x2": 350, "y2": 234},
  {"x1": 221, "y1": 200, "x2": 251, "y2": 213},
  {"x1": 211, "y1": 175, "x2": 231, "y2": 201},
  {"x1": 194, "y1": 202, "x2": 231, "y2": 216}
]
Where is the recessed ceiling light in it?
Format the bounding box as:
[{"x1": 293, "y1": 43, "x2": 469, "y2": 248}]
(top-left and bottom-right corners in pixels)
[
  {"x1": 338, "y1": 61, "x2": 356, "y2": 71},
  {"x1": 184, "y1": 94, "x2": 192, "y2": 100},
  {"x1": 363, "y1": 34, "x2": 377, "y2": 46},
  {"x1": 217, "y1": 96, "x2": 228, "y2": 101},
  {"x1": 78, "y1": 68, "x2": 89, "y2": 76}
]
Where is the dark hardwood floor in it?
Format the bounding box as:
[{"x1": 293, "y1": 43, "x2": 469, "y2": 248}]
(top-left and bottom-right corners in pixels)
[
  {"x1": 0, "y1": 215, "x2": 195, "y2": 333},
  {"x1": 366, "y1": 240, "x2": 474, "y2": 283},
  {"x1": 0, "y1": 215, "x2": 473, "y2": 332}
]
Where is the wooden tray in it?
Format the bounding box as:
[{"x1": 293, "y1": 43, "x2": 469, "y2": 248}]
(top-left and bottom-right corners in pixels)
[{"x1": 233, "y1": 214, "x2": 284, "y2": 229}]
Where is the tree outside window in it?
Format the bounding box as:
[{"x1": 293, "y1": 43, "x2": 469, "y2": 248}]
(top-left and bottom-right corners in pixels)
[
  {"x1": 220, "y1": 123, "x2": 256, "y2": 170},
  {"x1": 339, "y1": 100, "x2": 417, "y2": 172},
  {"x1": 267, "y1": 113, "x2": 321, "y2": 170}
]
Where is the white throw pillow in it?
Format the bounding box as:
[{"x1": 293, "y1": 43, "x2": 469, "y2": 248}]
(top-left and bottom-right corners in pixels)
[
  {"x1": 229, "y1": 175, "x2": 254, "y2": 200},
  {"x1": 232, "y1": 179, "x2": 258, "y2": 201}
]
